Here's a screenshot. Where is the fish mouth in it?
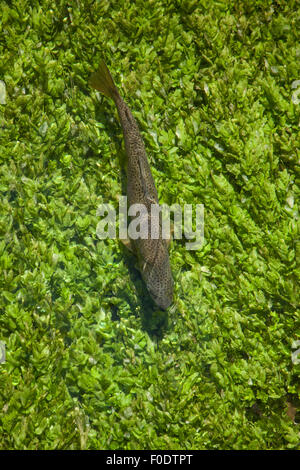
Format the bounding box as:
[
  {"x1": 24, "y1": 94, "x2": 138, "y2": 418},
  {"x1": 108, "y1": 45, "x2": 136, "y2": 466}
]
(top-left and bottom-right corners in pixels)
[
  {"x1": 150, "y1": 292, "x2": 173, "y2": 310},
  {"x1": 157, "y1": 298, "x2": 172, "y2": 310}
]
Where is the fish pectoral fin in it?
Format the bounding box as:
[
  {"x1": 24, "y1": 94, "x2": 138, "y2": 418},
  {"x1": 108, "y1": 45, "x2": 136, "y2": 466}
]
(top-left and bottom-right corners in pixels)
[
  {"x1": 141, "y1": 260, "x2": 149, "y2": 273},
  {"x1": 165, "y1": 222, "x2": 174, "y2": 249},
  {"x1": 145, "y1": 194, "x2": 157, "y2": 205},
  {"x1": 134, "y1": 258, "x2": 148, "y2": 274},
  {"x1": 119, "y1": 237, "x2": 134, "y2": 253}
]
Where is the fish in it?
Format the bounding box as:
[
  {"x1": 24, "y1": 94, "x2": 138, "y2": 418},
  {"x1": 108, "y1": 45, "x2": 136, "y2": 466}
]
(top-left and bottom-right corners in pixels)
[{"x1": 89, "y1": 60, "x2": 173, "y2": 309}]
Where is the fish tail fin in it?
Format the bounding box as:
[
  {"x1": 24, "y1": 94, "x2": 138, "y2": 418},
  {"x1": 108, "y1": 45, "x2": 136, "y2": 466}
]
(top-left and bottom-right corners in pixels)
[{"x1": 89, "y1": 60, "x2": 118, "y2": 100}]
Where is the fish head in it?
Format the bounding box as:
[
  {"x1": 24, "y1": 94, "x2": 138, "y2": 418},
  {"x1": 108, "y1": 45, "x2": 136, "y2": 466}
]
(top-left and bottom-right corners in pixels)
[
  {"x1": 142, "y1": 255, "x2": 174, "y2": 310},
  {"x1": 149, "y1": 285, "x2": 173, "y2": 310}
]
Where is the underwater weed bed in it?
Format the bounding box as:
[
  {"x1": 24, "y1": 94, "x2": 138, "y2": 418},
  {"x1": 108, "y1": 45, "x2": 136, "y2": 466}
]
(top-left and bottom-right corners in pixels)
[{"x1": 0, "y1": 0, "x2": 299, "y2": 449}]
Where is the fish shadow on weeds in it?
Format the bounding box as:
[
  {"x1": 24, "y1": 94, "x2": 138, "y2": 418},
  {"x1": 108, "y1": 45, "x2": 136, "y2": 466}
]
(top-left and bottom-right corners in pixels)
[
  {"x1": 94, "y1": 103, "x2": 122, "y2": 144},
  {"x1": 94, "y1": 109, "x2": 128, "y2": 193}
]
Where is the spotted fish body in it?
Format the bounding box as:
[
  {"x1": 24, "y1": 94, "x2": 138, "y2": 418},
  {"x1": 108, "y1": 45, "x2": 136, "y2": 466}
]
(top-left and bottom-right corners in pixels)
[{"x1": 90, "y1": 61, "x2": 173, "y2": 309}]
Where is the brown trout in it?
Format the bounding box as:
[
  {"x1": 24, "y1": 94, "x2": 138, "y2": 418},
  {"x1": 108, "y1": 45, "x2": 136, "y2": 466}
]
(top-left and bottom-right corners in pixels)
[{"x1": 90, "y1": 60, "x2": 173, "y2": 309}]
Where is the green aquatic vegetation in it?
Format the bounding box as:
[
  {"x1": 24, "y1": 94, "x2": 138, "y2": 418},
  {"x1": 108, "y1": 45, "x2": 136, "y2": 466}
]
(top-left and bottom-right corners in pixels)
[{"x1": 0, "y1": 0, "x2": 299, "y2": 450}]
